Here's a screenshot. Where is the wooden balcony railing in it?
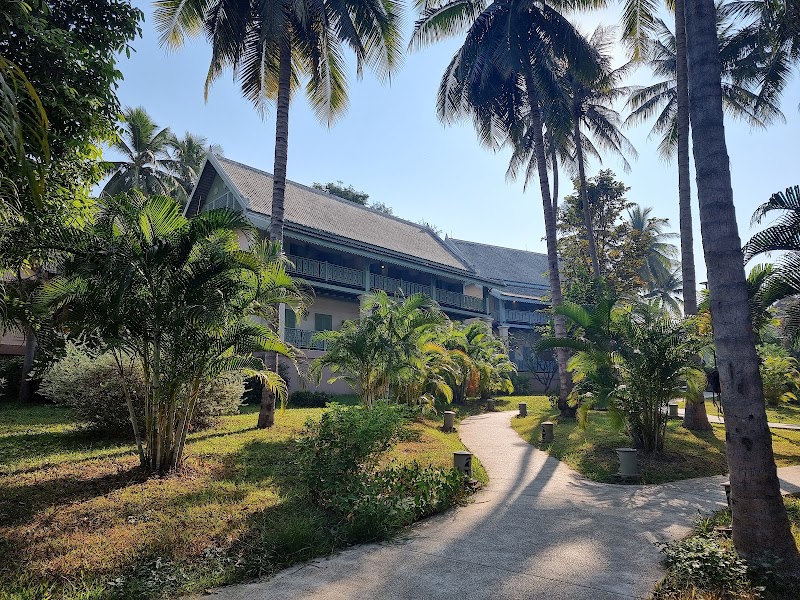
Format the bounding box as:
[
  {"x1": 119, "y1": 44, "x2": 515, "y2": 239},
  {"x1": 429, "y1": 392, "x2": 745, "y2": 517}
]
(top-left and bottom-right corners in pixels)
[
  {"x1": 506, "y1": 309, "x2": 549, "y2": 325},
  {"x1": 286, "y1": 254, "x2": 364, "y2": 289}
]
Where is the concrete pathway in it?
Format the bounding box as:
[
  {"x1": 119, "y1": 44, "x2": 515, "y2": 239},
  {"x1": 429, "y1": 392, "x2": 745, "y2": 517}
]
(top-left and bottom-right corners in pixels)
[
  {"x1": 204, "y1": 412, "x2": 800, "y2": 600},
  {"x1": 676, "y1": 407, "x2": 800, "y2": 431}
]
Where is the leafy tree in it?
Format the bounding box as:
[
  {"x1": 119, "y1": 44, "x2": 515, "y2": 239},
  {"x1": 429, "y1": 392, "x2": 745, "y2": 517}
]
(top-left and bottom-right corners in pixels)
[
  {"x1": 155, "y1": 0, "x2": 402, "y2": 247},
  {"x1": 565, "y1": 26, "x2": 638, "y2": 280},
  {"x1": 558, "y1": 170, "x2": 650, "y2": 302},
  {"x1": 168, "y1": 132, "x2": 222, "y2": 203},
  {"x1": 627, "y1": 204, "x2": 680, "y2": 289},
  {"x1": 102, "y1": 106, "x2": 177, "y2": 197},
  {"x1": 0, "y1": 0, "x2": 142, "y2": 401},
  {"x1": 684, "y1": 0, "x2": 800, "y2": 565},
  {"x1": 369, "y1": 201, "x2": 394, "y2": 215},
  {"x1": 312, "y1": 181, "x2": 370, "y2": 206},
  {"x1": 39, "y1": 193, "x2": 305, "y2": 473},
  {"x1": 721, "y1": 0, "x2": 800, "y2": 112},
  {"x1": 543, "y1": 298, "x2": 706, "y2": 451},
  {"x1": 411, "y1": 0, "x2": 600, "y2": 416},
  {"x1": 311, "y1": 292, "x2": 447, "y2": 407}
]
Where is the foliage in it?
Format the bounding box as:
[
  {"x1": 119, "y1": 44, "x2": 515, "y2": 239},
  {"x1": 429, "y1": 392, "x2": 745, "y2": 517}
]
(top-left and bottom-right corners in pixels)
[
  {"x1": 38, "y1": 193, "x2": 305, "y2": 473},
  {"x1": 0, "y1": 357, "x2": 23, "y2": 400},
  {"x1": 628, "y1": 205, "x2": 681, "y2": 304},
  {"x1": 758, "y1": 347, "x2": 800, "y2": 407},
  {"x1": 297, "y1": 403, "x2": 411, "y2": 504},
  {"x1": 311, "y1": 181, "x2": 369, "y2": 205},
  {"x1": 369, "y1": 201, "x2": 394, "y2": 215},
  {"x1": 288, "y1": 390, "x2": 332, "y2": 408},
  {"x1": 310, "y1": 292, "x2": 450, "y2": 408},
  {"x1": 297, "y1": 403, "x2": 469, "y2": 542},
  {"x1": 744, "y1": 185, "x2": 800, "y2": 347},
  {"x1": 542, "y1": 298, "x2": 707, "y2": 451},
  {"x1": 509, "y1": 372, "x2": 532, "y2": 396},
  {"x1": 558, "y1": 171, "x2": 652, "y2": 302},
  {"x1": 39, "y1": 346, "x2": 244, "y2": 434},
  {"x1": 625, "y1": 15, "x2": 783, "y2": 161},
  {"x1": 658, "y1": 536, "x2": 751, "y2": 595},
  {"x1": 168, "y1": 132, "x2": 222, "y2": 202}
]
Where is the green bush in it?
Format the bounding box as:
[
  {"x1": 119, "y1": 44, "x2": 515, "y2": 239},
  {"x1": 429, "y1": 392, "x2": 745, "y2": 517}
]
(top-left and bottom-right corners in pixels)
[
  {"x1": 39, "y1": 347, "x2": 244, "y2": 435},
  {"x1": 659, "y1": 536, "x2": 750, "y2": 594},
  {"x1": 760, "y1": 354, "x2": 800, "y2": 406},
  {"x1": 509, "y1": 373, "x2": 532, "y2": 396},
  {"x1": 0, "y1": 357, "x2": 23, "y2": 401},
  {"x1": 297, "y1": 403, "x2": 468, "y2": 541},
  {"x1": 289, "y1": 390, "x2": 332, "y2": 408}
]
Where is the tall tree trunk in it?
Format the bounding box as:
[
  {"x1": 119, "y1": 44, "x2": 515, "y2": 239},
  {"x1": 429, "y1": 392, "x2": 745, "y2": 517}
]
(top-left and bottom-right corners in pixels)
[
  {"x1": 258, "y1": 36, "x2": 291, "y2": 429},
  {"x1": 18, "y1": 327, "x2": 36, "y2": 402},
  {"x1": 685, "y1": 0, "x2": 800, "y2": 567},
  {"x1": 527, "y1": 87, "x2": 572, "y2": 417},
  {"x1": 551, "y1": 146, "x2": 559, "y2": 216},
  {"x1": 269, "y1": 36, "x2": 292, "y2": 246},
  {"x1": 573, "y1": 107, "x2": 601, "y2": 280},
  {"x1": 676, "y1": 0, "x2": 711, "y2": 432}
]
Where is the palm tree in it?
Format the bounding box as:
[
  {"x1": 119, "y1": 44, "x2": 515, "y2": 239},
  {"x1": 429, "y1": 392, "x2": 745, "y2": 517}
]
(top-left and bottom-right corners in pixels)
[
  {"x1": 411, "y1": 0, "x2": 599, "y2": 416},
  {"x1": 684, "y1": 0, "x2": 800, "y2": 565},
  {"x1": 625, "y1": 15, "x2": 781, "y2": 431},
  {"x1": 627, "y1": 205, "x2": 679, "y2": 287},
  {"x1": 154, "y1": 0, "x2": 402, "y2": 247},
  {"x1": 644, "y1": 267, "x2": 683, "y2": 316},
  {"x1": 721, "y1": 0, "x2": 800, "y2": 112},
  {"x1": 744, "y1": 185, "x2": 800, "y2": 344},
  {"x1": 167, "y1": 132, "x2": 222, "y2": 204},
  {"x1": 101, "y1": 106, "x2": 177, "y2": 197},
  {"x1": 40, "y1": 192, "x2": 305, "y2": 473},
  {"x1": 565, "y1": 26, "x2": 637, "y2": 280}
]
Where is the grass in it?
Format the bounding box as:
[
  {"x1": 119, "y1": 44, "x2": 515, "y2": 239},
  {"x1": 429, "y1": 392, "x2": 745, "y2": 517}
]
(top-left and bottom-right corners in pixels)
[
  {"x1": 652, "y1": 495, "x2": 800, "y2": 599},
  {"x1": 676, "y1": 398, "x2": 800, "y2": 426},
  {"x1": 0, "y1": 401, "x2": 484, "y2": 599},
  {"x1": 506, "y1": 396, "x2": 800, "y2": 484}
]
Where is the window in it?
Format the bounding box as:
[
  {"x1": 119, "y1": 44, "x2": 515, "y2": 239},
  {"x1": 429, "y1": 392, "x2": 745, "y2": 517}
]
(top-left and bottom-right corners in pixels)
[
  {"x1": 284, "y1": 307, "x2": 296, "y2": 329},
  {"x1": 314, "y1": 313, "x2": 333, "y2": 332}
]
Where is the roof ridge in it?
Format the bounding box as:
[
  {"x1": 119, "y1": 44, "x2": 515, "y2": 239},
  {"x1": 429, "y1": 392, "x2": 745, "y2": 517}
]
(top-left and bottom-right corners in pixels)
[
  {"x1": 216, "y1": 155, "x2": 452, "y2": 235},
  {"x1": 449, "y1": 237, "x2": 548, "y2": 258},
  {"x1": 214, "y1": 154, "x2": 475, "y2": 274}
]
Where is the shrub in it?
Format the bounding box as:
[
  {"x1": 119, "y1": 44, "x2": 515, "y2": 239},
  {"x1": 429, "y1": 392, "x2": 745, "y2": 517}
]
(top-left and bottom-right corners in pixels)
[
  {"x1": 297, "y1": 403, "x2": 468, "y2": 542},
  {"x1": 0, "y1": 357, "x2": 23, "y2": 401},
  {"x1": 509, "y1": 372, "x2": 532, "y2": 396},
  {"x1": 289, "y1": 390, "x2": 332, "y2": 408},
  {"x1": 759, "y1": 354, "x2": 800, "y2": 406},
  {"x1": 659, "y1": 536, "x2": 750, "y2": 594},
  {"x1": 39, "y1": 347, "x2": 244, "y2": 435}
]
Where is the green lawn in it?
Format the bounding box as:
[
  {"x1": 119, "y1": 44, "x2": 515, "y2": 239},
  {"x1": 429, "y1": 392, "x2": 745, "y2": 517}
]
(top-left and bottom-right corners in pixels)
[
  {"x1": 506, "y1": 396, "x2": 800, "y2": 484},
  {"x1": 676, "y1": 398, "x2": 800, "y2": 426},
  {"x1": 0, "y1": 402, "x2": 484, "y2": 599}
]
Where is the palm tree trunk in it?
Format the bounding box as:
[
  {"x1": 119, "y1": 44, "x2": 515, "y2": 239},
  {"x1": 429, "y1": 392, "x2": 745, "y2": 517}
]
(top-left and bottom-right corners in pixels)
[
  {"x1": 527, "y1": 85, "x2": 572, "y2": 416},
  {"x1": 18, "y1": 327, "x2": 36, "y2": 403},
  {"x1": 259, "y1": 36, "x2": 292, "y2": 428},
  {"x1": 675, "y1": 0, "x2": 711, "y2": 432},
  {"x1": 269, "y1": 36, "x2": 291, "y2": 246},
  {"x1": 573, "y1": 108, "x2": 601, "y2": 280},
  {"x1": 685, "y1": 0, "x2": 800, "y2": 567},
  {"x1": 551, "y1": 146, "x2": 559, "y2": 216}
]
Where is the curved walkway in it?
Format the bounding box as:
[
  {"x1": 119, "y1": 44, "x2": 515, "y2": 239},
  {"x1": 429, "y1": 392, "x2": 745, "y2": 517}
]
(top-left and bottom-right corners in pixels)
[{"x1": 204, "y1": 411, "x2": 800, "y2": 600}]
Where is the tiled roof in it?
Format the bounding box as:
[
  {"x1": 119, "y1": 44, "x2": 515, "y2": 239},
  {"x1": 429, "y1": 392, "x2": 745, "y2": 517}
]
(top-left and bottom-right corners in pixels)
[
  {"x1": 445, "y1": 238, "x2": 550, "y2": 298},
  {"x1": 212, "y1": 156, "x2": 472, "y2": 273}
]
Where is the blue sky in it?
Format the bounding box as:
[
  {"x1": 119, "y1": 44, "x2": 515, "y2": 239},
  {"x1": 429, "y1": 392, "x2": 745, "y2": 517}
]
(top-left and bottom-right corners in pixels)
[{"x1": 113, "y1": 2, "x2": 799, "y2": 282}]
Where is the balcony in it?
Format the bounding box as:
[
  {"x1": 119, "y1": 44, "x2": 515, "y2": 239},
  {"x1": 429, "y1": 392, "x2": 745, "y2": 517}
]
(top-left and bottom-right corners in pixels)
[
  {"x1": 505, "y1": 309, "x2": 549, "y2": 325},
  {"x1": 286, "y1": 254, "x2": 364, "y2": 289},
  {"x1": 369, "y1": 273, "x2": 431, "y2": 297},
  {"x1": 285, "y1": 327, "x2": 327, "y2": 350},
  {"x1": 285, "y1": 254, "x2": 486, "y2": 314}
]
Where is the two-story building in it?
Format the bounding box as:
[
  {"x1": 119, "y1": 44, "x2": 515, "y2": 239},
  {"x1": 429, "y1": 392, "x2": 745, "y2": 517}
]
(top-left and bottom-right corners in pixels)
[{"x1": 0, "y1": 152, "x2": 560, "y2": 394}]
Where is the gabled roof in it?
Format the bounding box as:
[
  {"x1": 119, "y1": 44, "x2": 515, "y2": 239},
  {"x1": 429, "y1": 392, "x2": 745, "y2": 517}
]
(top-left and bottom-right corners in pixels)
[
  {"x1": 188, "y1": 154, "x2": 483, "y2": 277},
  {"x1": 445, "y1": 238, "x2": 550, "y2": 301}
]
